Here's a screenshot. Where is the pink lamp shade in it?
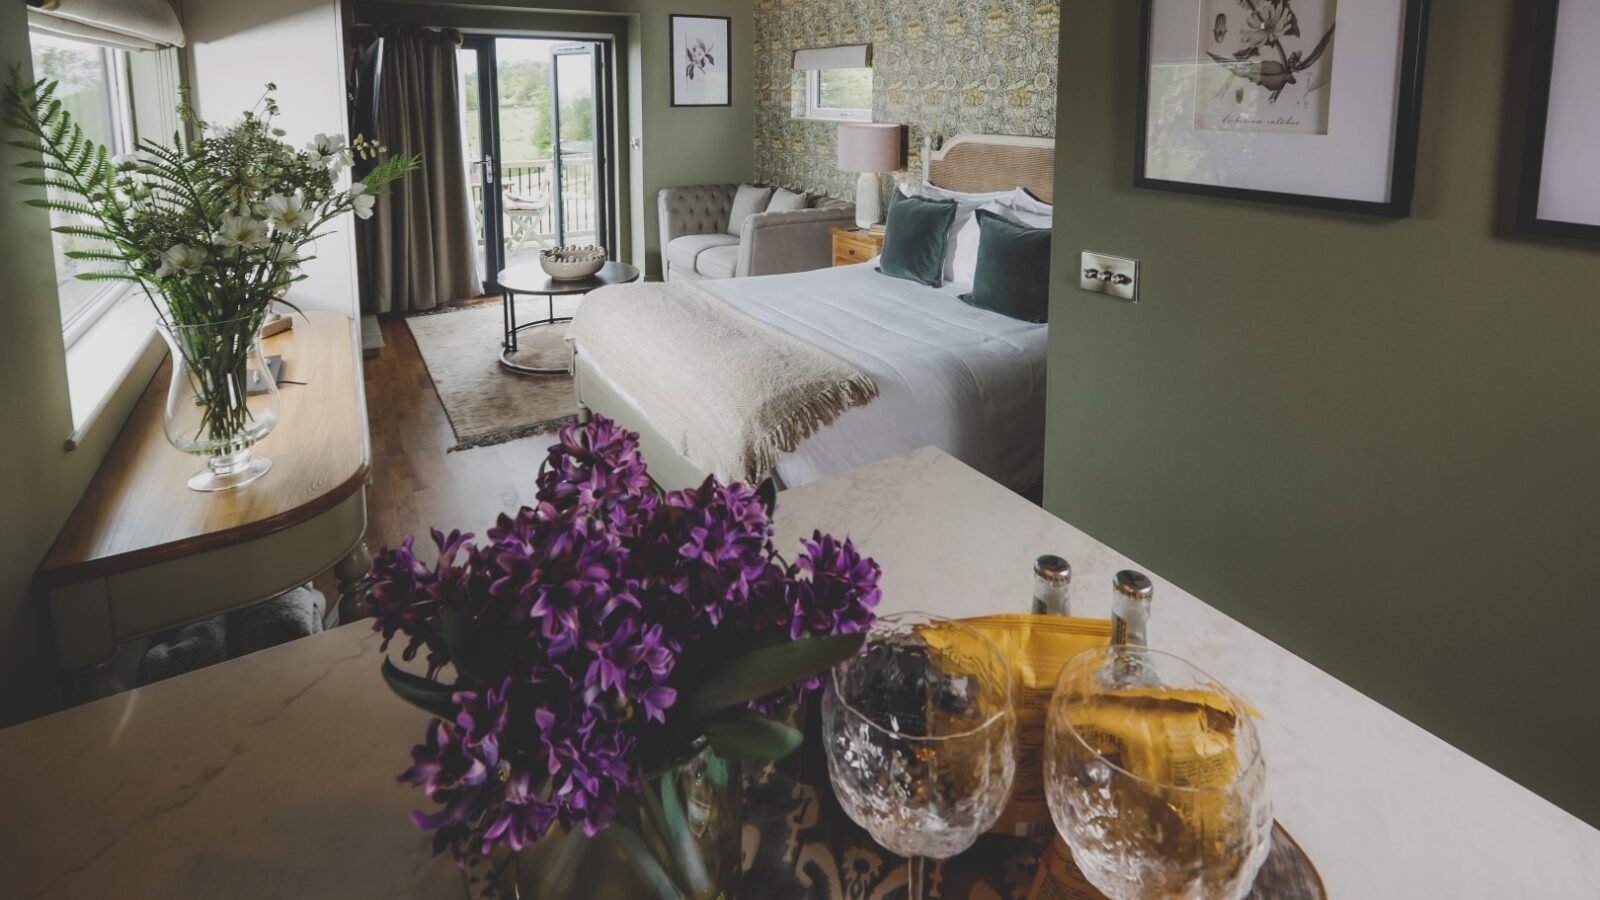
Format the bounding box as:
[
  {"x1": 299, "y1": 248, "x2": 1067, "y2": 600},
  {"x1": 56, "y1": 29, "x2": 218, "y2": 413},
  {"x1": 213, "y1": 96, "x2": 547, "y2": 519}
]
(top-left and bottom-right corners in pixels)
[{"x1": 837, "y1": 123, "x2": 902, "y2": 174}]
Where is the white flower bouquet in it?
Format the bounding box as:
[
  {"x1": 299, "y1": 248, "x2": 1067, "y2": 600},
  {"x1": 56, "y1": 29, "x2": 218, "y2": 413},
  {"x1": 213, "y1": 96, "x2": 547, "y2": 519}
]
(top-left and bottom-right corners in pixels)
[{"x1": 5, "y1": 77, "x2": 418, "y2": 489}]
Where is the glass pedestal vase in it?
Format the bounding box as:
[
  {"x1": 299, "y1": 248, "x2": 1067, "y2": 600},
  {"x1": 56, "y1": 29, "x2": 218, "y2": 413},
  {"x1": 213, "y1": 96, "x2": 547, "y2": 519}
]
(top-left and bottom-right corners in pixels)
[
  {"x1": 464, "y1": 744, "x2": 743, "y2": 900},
  {"x1": 157, "y1": 317, "x2": 280, "y2": 492}
]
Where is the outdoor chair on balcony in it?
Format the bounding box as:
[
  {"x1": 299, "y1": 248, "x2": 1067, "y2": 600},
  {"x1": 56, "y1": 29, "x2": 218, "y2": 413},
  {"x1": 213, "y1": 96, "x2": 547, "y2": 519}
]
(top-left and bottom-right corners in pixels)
[{"x1": 504, "y1": 188, "x2": 554, "y2": 255}]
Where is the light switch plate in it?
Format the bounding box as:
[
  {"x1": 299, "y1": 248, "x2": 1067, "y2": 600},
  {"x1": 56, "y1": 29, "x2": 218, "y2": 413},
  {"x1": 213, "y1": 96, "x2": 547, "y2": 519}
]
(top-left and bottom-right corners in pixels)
[{"x1": 1080, "y1": 251, "x2": 1139, "y2": 302}]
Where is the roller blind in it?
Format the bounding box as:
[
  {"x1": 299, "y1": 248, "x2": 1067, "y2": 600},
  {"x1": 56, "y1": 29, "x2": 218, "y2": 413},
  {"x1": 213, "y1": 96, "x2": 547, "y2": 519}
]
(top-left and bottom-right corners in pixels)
[
  {"x1": 27, "y1": 0, "x2": 185, "y2": 51},
  {"x1": 792, "y1": 44, "x2": 871, "y2": 70}
]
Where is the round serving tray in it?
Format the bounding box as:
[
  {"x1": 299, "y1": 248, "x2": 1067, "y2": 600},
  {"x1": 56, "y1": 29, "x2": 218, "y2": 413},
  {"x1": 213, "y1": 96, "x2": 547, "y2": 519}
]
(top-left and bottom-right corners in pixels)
[{"x1": 1249, "y1": 821, "x2": 1329, "y2": 899}]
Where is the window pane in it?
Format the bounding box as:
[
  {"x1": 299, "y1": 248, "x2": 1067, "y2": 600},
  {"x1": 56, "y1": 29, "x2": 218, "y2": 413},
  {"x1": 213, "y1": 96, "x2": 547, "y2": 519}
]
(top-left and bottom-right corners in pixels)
[
  {"x1": 30, "y1": 33, "x2": 130, "y2": 329},
  {"x1": 817, "y1": 68, "x2": 872, "y2": 111}
]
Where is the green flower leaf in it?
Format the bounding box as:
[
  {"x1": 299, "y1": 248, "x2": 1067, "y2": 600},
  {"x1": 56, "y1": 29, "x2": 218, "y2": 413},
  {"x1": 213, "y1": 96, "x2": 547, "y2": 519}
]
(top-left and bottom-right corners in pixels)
[
  {"x1": 380, "y1": 658, "x2": 457, "y2": 720},
  {"x1": 685, "y1": 632, "x2": 864, "y2": 720},
  {"x1": 704, "y1": 709, "x2": 804, "y2": 761}
]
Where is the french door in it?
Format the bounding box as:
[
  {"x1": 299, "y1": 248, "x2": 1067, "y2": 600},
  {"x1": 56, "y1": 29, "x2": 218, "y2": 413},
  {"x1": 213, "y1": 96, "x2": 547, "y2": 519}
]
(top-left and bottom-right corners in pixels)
[{"x1": 458, "y1": 35, "x2": 613, "y2": 293}]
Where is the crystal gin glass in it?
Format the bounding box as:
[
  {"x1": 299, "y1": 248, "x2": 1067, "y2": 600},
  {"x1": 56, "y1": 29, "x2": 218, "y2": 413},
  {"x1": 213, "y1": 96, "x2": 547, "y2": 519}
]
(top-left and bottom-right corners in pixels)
[
  {"x1": 1044, "y1": 646, "x2": 1272, "y2": 900},
  {"x1": 821, "y1": 613, "x2": 1016, "y2": 900}
]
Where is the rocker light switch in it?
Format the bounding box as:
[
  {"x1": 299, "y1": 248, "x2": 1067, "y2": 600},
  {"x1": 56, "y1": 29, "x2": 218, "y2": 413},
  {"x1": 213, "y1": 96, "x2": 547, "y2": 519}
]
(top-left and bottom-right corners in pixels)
[{"x1": 1080, "y1": 251, "x2": 1139, "y2": 302}]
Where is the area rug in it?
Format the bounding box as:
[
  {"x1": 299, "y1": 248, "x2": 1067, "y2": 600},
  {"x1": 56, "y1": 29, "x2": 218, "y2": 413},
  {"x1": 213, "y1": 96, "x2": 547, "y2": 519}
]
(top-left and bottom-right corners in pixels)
[{"x1": 405, "y1": 303, "x2": 579, "y2": 451}]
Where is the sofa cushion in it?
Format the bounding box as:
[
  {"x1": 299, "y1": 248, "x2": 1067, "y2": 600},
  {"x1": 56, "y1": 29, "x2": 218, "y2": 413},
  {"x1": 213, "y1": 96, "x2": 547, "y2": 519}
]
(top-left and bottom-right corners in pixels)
[
  {"x1": 727, "y1": 183, "x2": 775, "y2": 235},
  {"x1": 767, "y1": 187, "x2": 808, "y2": 212},
  {"x1": 667, "y1": 232, "x2": 740, "y2": 275},
  {"x1": 696, "y1": 244, "x2": 740, "y2": 279}
]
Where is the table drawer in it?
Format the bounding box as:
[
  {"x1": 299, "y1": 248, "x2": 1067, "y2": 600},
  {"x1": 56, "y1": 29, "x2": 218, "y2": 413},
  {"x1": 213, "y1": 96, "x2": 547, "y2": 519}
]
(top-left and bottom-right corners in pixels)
[{"x1": 833, "y1": 240, "x2": 874, "y2": 266}]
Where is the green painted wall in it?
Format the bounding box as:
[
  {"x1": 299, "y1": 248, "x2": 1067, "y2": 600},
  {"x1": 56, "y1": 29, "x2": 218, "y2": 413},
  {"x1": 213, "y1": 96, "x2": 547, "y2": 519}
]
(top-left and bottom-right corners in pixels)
[
  {"x1": 357, "y1": 0, "x2": 755, "y2": 279},
  {"x1": 1045, "y1": 1, "x2": 1600, "y2": 824}
]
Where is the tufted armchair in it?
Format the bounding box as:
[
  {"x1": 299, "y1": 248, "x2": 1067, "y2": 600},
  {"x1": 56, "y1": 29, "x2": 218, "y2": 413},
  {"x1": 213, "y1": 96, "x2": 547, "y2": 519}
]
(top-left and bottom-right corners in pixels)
[{"x1": 658, "y1": 184, "x2": 854, "y2": 282}]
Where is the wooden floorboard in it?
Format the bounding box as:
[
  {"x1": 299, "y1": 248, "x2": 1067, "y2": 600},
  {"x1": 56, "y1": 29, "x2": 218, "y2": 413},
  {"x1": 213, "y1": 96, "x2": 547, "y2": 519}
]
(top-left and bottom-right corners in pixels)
[{"x1": 361, "y1": 315, "x2": 560, "y2": 557}]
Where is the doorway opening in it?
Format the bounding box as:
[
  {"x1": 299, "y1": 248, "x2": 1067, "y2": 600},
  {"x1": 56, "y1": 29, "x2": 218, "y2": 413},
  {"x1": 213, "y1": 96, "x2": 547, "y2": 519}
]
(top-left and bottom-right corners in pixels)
[{"x1": 458, "y1": 36, "x2": 614, "y2": 292}]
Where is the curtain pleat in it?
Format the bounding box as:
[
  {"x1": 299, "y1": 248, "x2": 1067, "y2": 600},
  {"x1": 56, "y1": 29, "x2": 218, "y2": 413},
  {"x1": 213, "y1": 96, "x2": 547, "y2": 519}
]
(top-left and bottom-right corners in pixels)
[{"x1": 360, "y1": 27, "x2": 479, "y2": 313}]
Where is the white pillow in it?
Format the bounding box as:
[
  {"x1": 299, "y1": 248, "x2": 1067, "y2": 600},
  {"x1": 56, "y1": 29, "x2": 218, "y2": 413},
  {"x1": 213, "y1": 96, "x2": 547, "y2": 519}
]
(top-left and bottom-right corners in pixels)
[
  {"x1": 948, "y1": 200, "x2": 1009, "y2": 287},
  {"x1": 1004, "y1": 207, "x2": 1053, "y2": 229},
  {"x1": 1008, "y1": 188, "x2": 1054, "y2": 218},
  {"x1": 899, "y1": 180, "x2": 1014, "y2": 205},
  {"x1": 767, "y1": 187, "x2": 807, "y2": 212},
  {"x1": 947, "y1": 203, "x2": 1053, "y2": 286}
]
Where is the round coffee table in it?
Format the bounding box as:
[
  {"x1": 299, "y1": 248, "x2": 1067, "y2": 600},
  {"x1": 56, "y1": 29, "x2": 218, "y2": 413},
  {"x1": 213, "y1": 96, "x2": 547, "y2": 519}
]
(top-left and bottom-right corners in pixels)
[{"x1": 497, "y1": 260, "x2": 642, "y2": 374}]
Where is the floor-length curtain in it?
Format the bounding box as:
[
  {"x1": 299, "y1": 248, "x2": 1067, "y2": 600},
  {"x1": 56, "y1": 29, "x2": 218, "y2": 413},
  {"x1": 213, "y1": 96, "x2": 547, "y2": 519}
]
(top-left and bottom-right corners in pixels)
[{"x1": 359, "y1": 27, "x2": 478, "y2": 313}]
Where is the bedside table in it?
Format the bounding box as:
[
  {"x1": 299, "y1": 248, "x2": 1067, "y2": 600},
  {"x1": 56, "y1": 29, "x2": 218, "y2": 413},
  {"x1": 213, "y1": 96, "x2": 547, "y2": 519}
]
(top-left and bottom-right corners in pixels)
[{"x1": 830, "y1": 226, "x2": 885, "y2": 267}]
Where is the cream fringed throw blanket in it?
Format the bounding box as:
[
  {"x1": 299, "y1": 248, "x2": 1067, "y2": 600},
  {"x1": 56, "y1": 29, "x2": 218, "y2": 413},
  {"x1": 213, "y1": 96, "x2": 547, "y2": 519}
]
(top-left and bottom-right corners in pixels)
[{"x1": 568, "y1": 280, "x2": 879, "y2": 483}]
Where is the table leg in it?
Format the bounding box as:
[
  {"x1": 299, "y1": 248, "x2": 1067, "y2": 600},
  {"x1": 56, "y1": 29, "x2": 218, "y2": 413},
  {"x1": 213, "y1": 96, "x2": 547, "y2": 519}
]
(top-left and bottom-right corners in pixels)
[
  {"x1": 503, "y1": 289, "x2": 518, "y2": 353},
  {"x1": 335, "y1": 542, "x2": 373, "y2": 623}
]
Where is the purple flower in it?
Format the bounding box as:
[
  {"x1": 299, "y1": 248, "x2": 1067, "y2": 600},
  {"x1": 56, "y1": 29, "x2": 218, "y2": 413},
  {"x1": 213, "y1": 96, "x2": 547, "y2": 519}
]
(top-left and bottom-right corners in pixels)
[
  {"x1": 374, "y1": 415, "x2": 881, "y2": 862},
  {"x1": 633, "y1": 478, "x2": 777, "y2": 630},
  {"x1": 398, "y1": 679, "x2": 540, "y2": 859},
  {"x1": 786, "y1": 531, "x2": 881, "y2": 640},
  {"x1": 536, "y1": 417, "x2": 654, "y2": 526},
  {"x1": 368, "y1": 529, "x2": 474, "y2": 677}
]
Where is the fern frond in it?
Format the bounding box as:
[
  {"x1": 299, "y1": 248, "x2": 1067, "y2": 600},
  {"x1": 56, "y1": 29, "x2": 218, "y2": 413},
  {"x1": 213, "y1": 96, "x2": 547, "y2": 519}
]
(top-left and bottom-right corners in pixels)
[
  {"x1": 17, "y1": 175, "x2": 81, "y2": 192},
  {"x1": 75, "y1": 271, "x2": 144, "y2": 283},
  {"x1": 51, "y1": 224, "x2": 117, "y2": 241},
  {"x1": 24, "y1": 197, "x2": 97, "y2": 216},
  {"x1": 64, "y1": 249, "x2": 133, "y2": 263}
]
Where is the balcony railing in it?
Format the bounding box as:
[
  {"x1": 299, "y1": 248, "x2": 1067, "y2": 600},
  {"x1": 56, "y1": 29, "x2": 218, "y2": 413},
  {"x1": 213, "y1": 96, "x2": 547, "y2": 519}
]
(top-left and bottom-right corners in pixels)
[{"x1": 469, "y1": 155, "x2": 598, "y2": 258}]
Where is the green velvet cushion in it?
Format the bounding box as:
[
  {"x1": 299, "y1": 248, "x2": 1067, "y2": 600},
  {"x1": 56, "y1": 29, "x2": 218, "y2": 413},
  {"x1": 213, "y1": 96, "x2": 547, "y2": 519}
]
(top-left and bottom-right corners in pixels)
[
  {"x1": 876, "y1": 191, "x2": 957, "y2": 287},
  {"x1": 960, "y1": 208, "x2": 1051, "y2": 323}
]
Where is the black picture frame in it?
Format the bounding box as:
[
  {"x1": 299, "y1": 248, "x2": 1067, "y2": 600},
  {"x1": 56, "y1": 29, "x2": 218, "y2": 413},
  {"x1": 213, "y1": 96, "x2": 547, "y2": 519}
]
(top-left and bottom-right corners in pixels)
[
  {"x1": 669, "y1": 14, "x2": 732, "y2": 108},
  {"x1": 1517, "y1": 0, "x2": 1600, "y2": 241},
  {"x1": 1135, "y1": 0, "x2": 1431, "y2": 217}
]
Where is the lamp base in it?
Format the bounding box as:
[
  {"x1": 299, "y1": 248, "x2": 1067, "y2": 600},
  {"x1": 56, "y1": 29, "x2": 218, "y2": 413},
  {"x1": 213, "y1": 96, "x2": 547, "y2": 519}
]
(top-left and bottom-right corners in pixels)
[{"x1": 854, "y1": 171, "x2": 882, "y2": 230}]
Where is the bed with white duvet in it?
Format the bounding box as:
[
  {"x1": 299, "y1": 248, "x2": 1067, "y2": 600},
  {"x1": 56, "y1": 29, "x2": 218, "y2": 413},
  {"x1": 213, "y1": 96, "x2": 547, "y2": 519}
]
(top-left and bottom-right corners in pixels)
[
  {"x1": 572, "y1": 259, "x2": 1048, "y2": 492},
  {"x1": 570, "y1": 132, "x2": 1056, "y2": 492}
]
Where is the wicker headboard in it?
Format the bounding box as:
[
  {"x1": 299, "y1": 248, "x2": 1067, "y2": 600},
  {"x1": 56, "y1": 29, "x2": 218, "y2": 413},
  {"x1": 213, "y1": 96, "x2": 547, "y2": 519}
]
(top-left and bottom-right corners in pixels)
[{"x1": 921, "y1": 134, "x2": 1056, "y2": 203}]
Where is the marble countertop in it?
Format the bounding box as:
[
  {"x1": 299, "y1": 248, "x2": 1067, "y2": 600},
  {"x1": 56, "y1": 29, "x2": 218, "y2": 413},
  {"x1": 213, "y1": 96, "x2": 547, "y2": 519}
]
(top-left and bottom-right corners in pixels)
[{"x1": 2, "y1": 447, "x2": 1596, "y2": 898}]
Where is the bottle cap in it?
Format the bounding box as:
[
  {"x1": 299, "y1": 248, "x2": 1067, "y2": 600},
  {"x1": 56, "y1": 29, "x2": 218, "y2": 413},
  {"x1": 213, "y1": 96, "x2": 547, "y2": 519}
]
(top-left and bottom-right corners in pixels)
[
  {"x1": 1113, "y1": 570, "x2": 1152, "y2": 601},
  {"x1": 1034, "y1": 554, "x2": 1071, "y2": 585}
]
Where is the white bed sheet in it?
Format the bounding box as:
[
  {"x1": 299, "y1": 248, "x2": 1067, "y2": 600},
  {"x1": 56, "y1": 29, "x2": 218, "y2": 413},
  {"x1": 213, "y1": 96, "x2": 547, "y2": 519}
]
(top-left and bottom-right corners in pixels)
[{"x1": 577, "y1": 263, "x2": 1048, "y2": 491}]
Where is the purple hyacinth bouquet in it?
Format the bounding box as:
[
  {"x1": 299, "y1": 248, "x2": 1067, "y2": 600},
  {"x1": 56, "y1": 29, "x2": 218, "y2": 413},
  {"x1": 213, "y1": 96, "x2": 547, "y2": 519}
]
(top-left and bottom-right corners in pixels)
[{"x1": 368, "y1": 415, "x2": 880, "y2": 881}]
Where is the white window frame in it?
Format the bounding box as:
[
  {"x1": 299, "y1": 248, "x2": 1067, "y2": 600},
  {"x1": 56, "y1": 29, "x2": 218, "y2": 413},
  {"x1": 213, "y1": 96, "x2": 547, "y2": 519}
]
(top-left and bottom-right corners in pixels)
[
  {"x1": 803, "y1": 68, "x2": 871, "y2": 122},
  {"x1": 47, "y1": 41, "x2": 141, "y2": 349}
]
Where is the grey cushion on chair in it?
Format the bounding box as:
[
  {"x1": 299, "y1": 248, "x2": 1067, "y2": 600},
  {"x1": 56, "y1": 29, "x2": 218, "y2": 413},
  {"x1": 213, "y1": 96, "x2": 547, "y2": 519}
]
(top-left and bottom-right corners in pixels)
[
  {"x1": 696, "y1": 244, "x2": 740, "y2": 279},
  {"x1": 727, "y1": 184, "x2": 775, "y2": 235},
  {"x1": 767, "y1": 187, "x2": 808, "y2": 212},
  {"x1": 666, "y1": 232, "x2": 741, "y2": 276}
]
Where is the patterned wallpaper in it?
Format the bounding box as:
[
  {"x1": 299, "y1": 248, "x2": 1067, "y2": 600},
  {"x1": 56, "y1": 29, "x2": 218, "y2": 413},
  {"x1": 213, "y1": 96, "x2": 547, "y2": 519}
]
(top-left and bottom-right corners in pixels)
[{"x1": 752, "y1": 0, "x2": 1060, "y2": 200}]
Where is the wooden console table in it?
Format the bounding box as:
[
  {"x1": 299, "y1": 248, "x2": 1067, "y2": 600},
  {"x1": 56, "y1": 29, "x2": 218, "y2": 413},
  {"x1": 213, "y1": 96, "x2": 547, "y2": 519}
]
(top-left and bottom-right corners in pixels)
[{"x1": 36, "y1": 311, "x2": 372, "y2": 697}]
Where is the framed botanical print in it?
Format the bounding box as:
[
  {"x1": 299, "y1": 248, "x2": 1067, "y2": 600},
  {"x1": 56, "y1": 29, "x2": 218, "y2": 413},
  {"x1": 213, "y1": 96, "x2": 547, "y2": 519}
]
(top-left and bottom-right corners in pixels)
[
  {"x1": 670, "y1": 14, "x2": 731, "y2": 108},
  {"x1": 1136, "y1": 0, "x2": 1431, "y2": 217},
  {"x1": 1519, "y1": 0, "x2": 1600, "y2": 241}
]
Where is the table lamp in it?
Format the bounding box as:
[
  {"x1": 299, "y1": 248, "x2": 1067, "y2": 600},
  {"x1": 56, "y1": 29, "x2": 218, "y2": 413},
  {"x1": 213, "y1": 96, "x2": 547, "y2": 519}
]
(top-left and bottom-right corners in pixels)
[{"x1": 837, "y1": 123, "x2": 902, "y2": 230}]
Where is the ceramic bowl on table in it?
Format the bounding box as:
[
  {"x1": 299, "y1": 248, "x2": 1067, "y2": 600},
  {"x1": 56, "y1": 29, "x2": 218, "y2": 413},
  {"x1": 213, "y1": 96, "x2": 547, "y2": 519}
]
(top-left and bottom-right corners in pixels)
[{"x1": 539, "y1": 245, "x2": 606, "y2": 280}]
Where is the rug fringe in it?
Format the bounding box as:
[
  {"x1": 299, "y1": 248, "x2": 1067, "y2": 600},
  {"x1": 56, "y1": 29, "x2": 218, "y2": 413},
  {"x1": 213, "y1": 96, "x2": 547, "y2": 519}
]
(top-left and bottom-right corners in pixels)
[{"x1": 449, "y1": 415, "x2": 577, "y2": 453}]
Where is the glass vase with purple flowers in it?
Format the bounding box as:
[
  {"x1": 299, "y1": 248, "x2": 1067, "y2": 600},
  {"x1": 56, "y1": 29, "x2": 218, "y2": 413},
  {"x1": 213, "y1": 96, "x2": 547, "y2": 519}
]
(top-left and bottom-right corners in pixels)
[{"x1": 367, "y1": 415, "x2": 882, "y2": 899}]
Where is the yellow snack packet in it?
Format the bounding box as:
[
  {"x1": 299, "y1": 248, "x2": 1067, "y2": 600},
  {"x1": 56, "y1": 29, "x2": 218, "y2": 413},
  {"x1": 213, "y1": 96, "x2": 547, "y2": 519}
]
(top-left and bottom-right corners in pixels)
[
  {"x1": 1026, "y1": 689, "x2": 1248, "y2": 900},
  {"x1": 926, "y1": 614, "x2": 1112, "y2": 837}
]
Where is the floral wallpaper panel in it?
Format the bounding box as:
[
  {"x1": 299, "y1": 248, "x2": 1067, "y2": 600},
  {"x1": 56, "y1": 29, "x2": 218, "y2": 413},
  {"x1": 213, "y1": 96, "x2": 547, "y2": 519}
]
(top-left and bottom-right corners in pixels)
[{"x1": 753, "y1": 0, "x2": 1060, "y2": 200}]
